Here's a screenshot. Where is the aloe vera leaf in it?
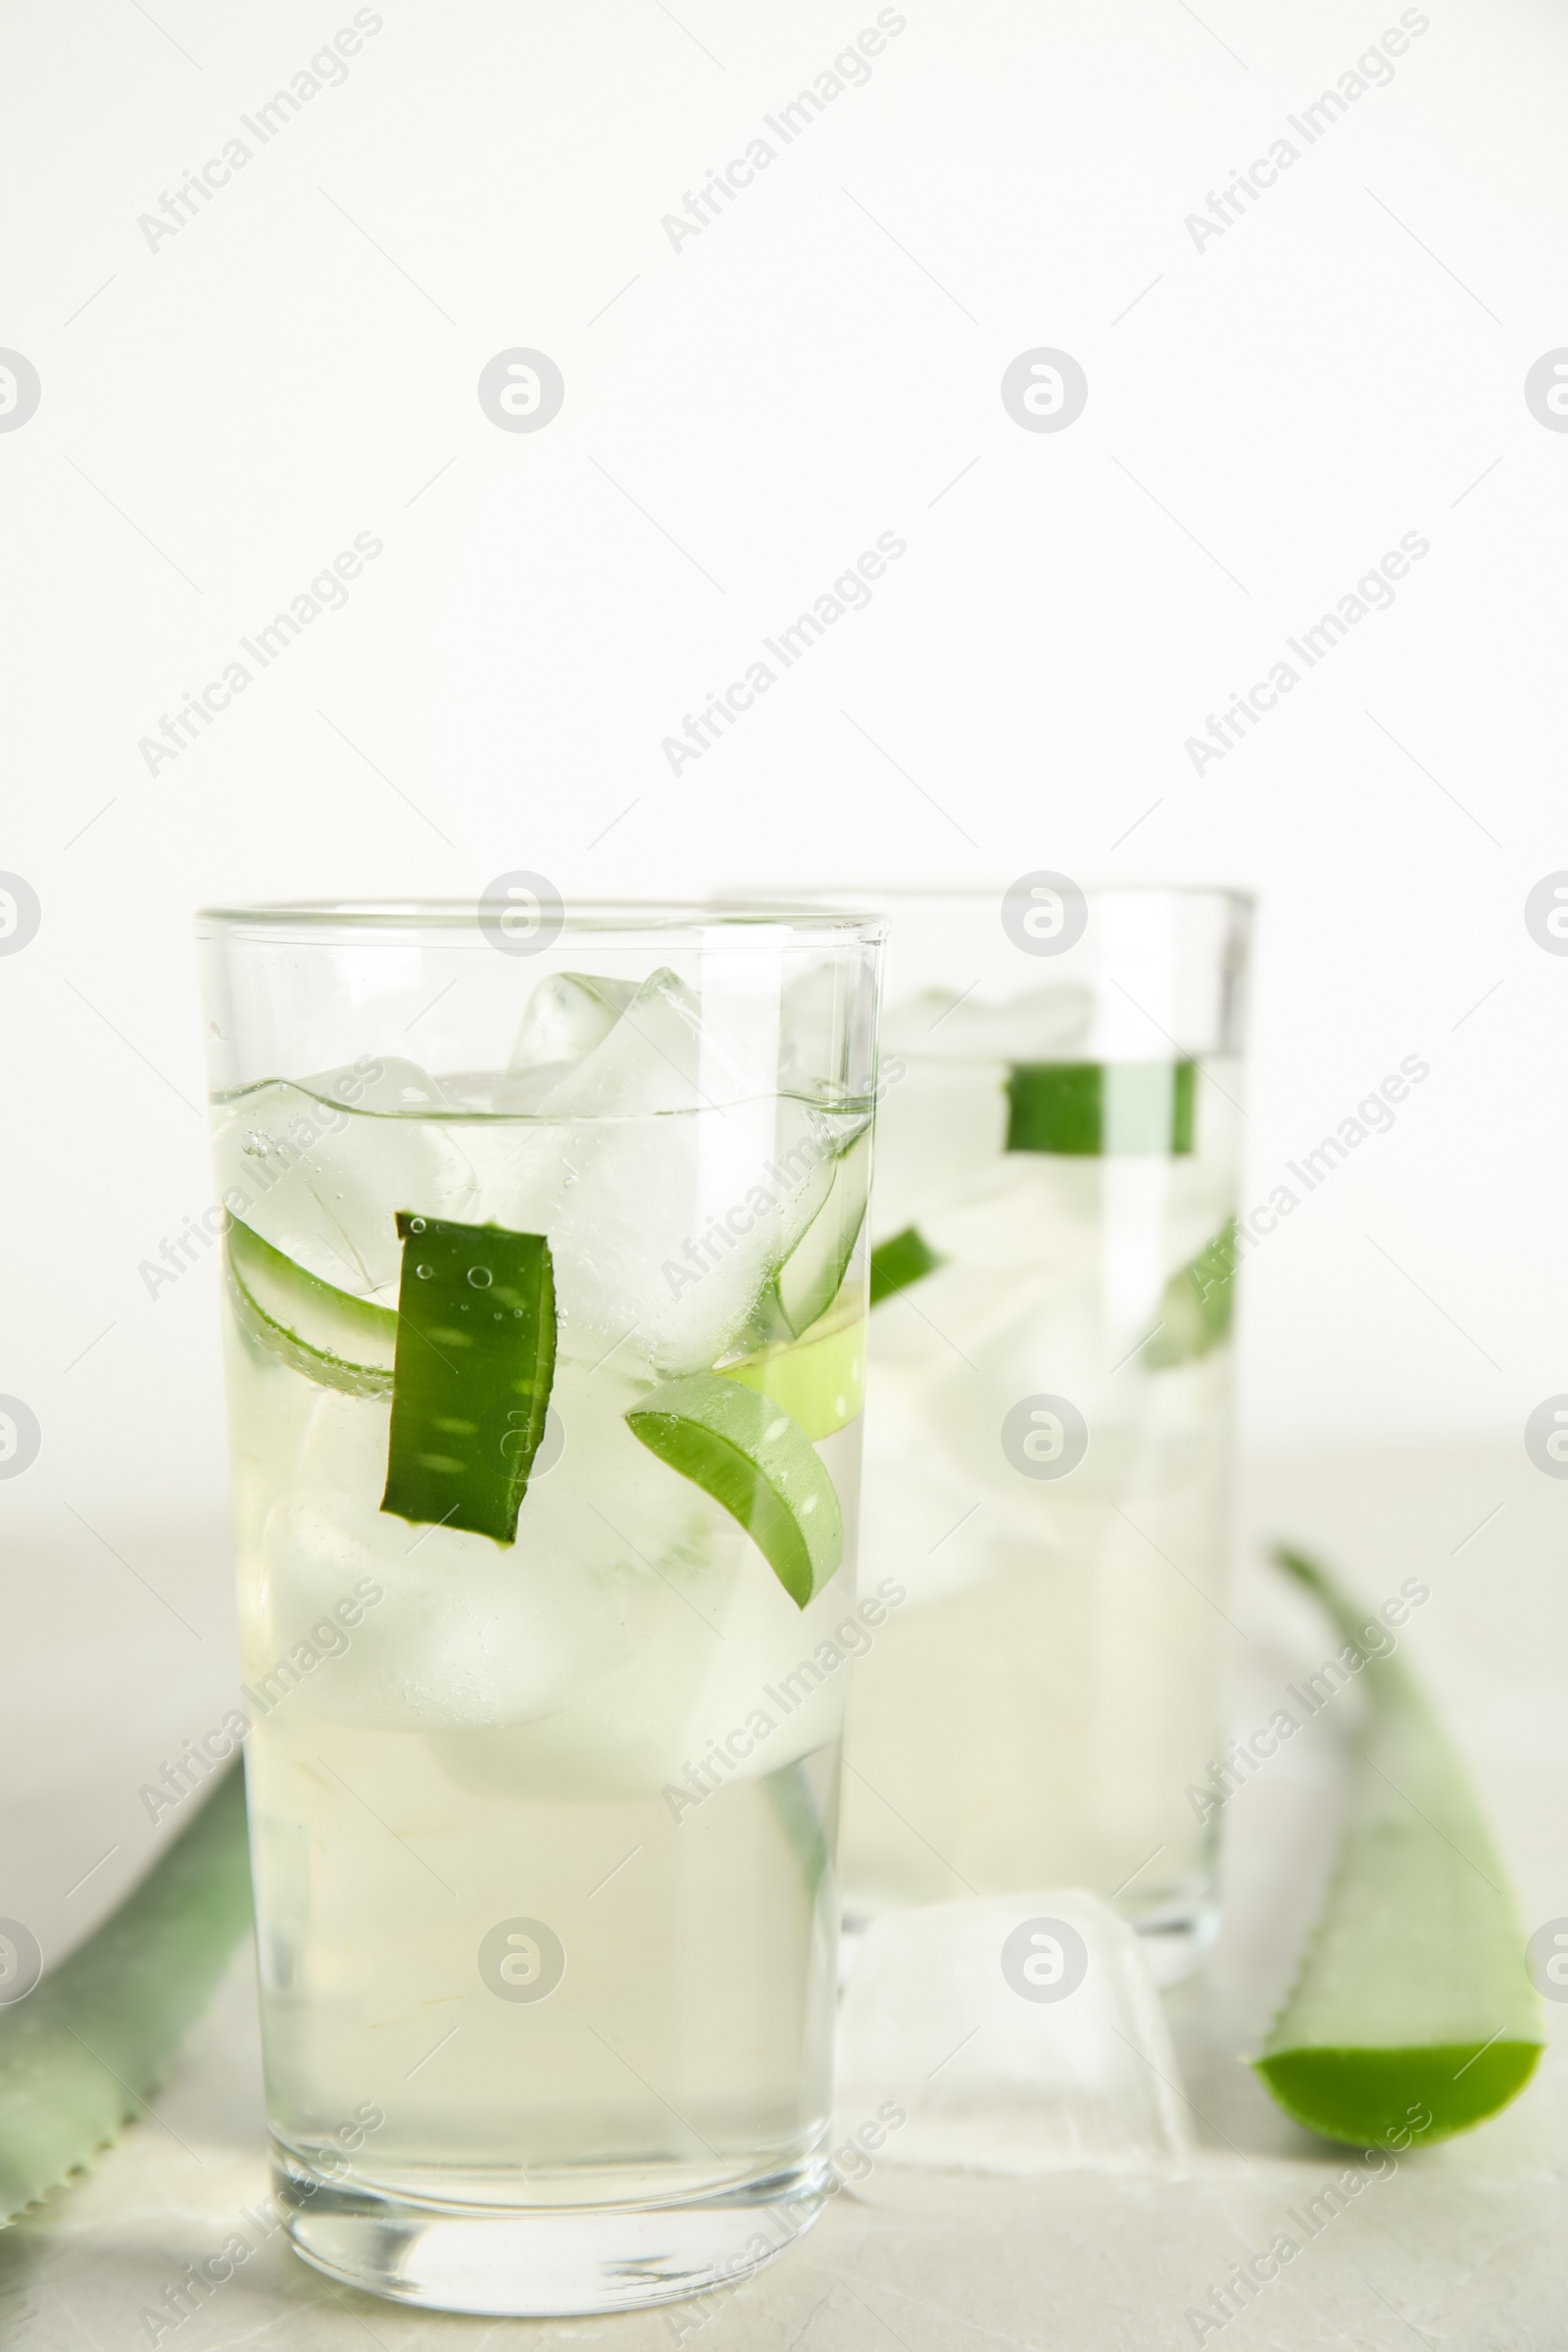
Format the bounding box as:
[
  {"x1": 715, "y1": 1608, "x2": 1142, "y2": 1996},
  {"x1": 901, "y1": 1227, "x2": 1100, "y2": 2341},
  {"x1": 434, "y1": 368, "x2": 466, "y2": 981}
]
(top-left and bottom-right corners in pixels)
[
  {"x1": 763, "y1": 1754, "x2": 834, "y2": 1905},
  {"x1": 1004, "y1": 1060, "x2": 1196, "y2": 1155},
  {"x1": 225, "y1": 1214, "x2": 396, "y2": 1397},
  {"x1": 743, "y1": 1131, "x2": 869, "y2": 1349},
  {"x1": 868, "y1": 1225, "x2": 944, "y2": 1306},
  {"x1": 379, "y1": 1212, "x2": 557, "y2": 1545},
  {"x1": 719, "y1": 1309, "x2": 865, "y2": 1441},
  {"x1": 625, "y1": 1374, "x2": 843, "y2": 1608},
  {"x1": 1142, "y1": 1218, "x2": 1237, "y2": 1368},
  {"x1": 1254, "y1": 1547, "x2": 1544, "y2": 2147},
  {"x1": 773, "y1": 1130, "x2": 871, "y2": 1338},
  {"x1": 0, "y1": 1762, "x2": 251, "y2": 2223}
]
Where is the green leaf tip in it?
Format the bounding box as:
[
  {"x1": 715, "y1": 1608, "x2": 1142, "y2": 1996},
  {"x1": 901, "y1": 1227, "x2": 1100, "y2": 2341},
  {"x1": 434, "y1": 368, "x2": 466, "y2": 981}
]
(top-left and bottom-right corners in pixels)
[
  {"x1": 1256, "y1": 2042, "x2": 1543, "y2": 2151},
  {"x1": 1253, "y1": 1544, "x2": 1544, "y2": 2149},
  {"x1": 0, "y1": 1762, "x2": 251, "y2": 2225}
]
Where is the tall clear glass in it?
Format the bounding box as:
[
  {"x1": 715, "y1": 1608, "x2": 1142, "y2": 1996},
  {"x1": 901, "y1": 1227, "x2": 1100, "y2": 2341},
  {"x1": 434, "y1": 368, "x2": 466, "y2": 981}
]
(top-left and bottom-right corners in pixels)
[
  {"x1": 827, "y1": 886, "x2": 1250, "y2": 1977},
  {"x1": 196, "y1": 900, "x2": 883, "y2": 2316}
]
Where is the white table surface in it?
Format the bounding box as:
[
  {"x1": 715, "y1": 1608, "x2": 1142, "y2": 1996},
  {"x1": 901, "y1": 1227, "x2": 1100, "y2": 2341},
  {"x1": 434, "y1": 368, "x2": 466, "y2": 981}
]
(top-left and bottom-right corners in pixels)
[{"x1": 3, "y1": 1445, "x2": 1566, "y2": 2351}]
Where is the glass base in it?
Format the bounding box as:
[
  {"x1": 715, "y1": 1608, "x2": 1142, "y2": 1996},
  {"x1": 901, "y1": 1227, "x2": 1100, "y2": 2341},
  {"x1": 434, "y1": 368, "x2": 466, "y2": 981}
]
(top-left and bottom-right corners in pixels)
[{"x1": 272, "y1": 2141, "x2": 830, "y2": 2318}]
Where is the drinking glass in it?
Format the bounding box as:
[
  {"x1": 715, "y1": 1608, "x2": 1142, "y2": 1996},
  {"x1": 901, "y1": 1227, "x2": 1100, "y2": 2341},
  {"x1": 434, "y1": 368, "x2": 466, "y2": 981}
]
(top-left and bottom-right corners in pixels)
[
  {"x1": 822, "y1": 884, "x2": 1251, "y2": 1977},
  {"x1": 196, "y1": 899, "x2": 883, "y2": 2315}
]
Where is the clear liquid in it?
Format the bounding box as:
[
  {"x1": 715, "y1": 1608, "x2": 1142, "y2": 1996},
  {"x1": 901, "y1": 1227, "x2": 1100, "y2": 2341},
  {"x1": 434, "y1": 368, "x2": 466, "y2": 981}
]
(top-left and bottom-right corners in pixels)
[
  {"x1": 841, "y1": 1052, "x2": 1241, "y2": 1948},
  {"x1": 246, "y1": 1691, "x2": 839, "y2": 2201},
  {"x1": 214, "y1": 1084, "x2": 866, "y2": 2210}
]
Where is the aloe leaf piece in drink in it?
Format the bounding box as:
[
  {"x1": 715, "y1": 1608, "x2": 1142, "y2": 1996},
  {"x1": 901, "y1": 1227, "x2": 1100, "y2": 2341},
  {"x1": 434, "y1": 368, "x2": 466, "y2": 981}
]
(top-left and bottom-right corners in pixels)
[
  {"x1": 225, "y1": 1213, "x2": 396, "y2": 1396},
  {"x1": 868, "y1": 1225, "x2": 944, "y2": 1306},
  {"x1": 625, "y1": 1373, "x2": 843, "y2": 1607},
  {"x1": 764, "y1": 1755, "x2": 833, "y2": 1904},
  {"x1": 380, "y1": 1212, "x2": 557, "y2": 1545},
  {"x1": 719, "y1": 1307, "x2": 865, "y2": 1440},
  {"x1": 1254, "y1": 1547, "x2": 1544, "y2": 2147},
  {"x1": 1142, "y1": 1217, "x2": 1237, "y2": 1368},
  {"x1": 765, "y1": 1129, "x2": 871, "y2": 1340},
  {"x1": 1004, "y1": 1060, "x2": 1196, "y2": 1155},
  {"x1": 0, "y1": 1763, "x2": 251, "y2": 2223}
]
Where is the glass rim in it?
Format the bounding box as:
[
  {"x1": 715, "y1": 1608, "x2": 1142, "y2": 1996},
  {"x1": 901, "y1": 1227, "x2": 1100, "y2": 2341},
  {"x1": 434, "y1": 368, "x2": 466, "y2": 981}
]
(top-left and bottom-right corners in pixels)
[
  {"x1": 729, "y1": 880, "x2": 1255, "y2": 911},
  {"x1": 194, "y1": 897, "x2": 888, "y2": 944}
]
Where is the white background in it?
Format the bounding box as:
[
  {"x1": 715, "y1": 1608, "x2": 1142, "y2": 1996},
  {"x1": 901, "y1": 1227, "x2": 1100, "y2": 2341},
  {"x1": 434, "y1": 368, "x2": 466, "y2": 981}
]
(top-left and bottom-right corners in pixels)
[{"x1": 3, "y1": 0, "x2": 1567, "y2": 1544}]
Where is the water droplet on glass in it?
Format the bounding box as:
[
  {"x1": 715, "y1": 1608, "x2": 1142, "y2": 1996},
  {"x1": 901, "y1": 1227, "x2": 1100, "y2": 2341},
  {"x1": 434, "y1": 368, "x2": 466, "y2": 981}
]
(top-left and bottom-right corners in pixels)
[
  {"x1": 467, "y1": 1266, "x2": 492, "y2": 1289},
  {"x1": 409, "y1": 1216, "x2": 426, "y2": 1234},
  {"x1": 416, "y1": 1263, "x2": 434, "y2": 1280}
]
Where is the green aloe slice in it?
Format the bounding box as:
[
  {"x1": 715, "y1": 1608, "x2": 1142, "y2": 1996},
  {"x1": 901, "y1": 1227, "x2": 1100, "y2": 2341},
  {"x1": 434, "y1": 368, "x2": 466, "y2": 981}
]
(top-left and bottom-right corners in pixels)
[
  {"x1": 869, "y1": 1225, "x2": 944, "y2": 1306},
  {"x1": 1005, "y1": 1060, "x2": 1196, "y2": 1155},
  {"x1": 720, "y1": 1308, "x2": 865, "y2": 1440},
  {"x1": 0, "y1": 1762, "x2": 251, "y2": 2223},
  {"x1": 1255, "y1": 1547, "x2": 1544, "y2": 2147},
  {"x1": 380, "y1": 1212, "x2": 557, "y2": 1545},
  {"x1": 766, "y1": 1130, "x2": 871, "y2": 1340},
  {"x1": 1142, "y1": 1217, "x2": 1237, "y2": 1368},
  {"x1": 764, "y1": 1755, "x2": 833, "y2": 1904},
  {"x1": 625, "y1": 1373, "x2": 843, "y2": 1607},
  {"x1": 226, "y1": 1214, "x2": 396, "y2": 1396}
]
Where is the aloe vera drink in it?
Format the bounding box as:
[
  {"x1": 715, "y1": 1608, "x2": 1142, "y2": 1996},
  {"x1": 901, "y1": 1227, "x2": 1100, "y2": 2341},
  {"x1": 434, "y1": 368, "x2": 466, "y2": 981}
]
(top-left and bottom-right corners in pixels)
[
  {"x1": 198, "y1": 905, "x2": 883, "y2": 2317},
  {"x1": 836, "y1": 886, "x2": 1251, "y2": 1975}
]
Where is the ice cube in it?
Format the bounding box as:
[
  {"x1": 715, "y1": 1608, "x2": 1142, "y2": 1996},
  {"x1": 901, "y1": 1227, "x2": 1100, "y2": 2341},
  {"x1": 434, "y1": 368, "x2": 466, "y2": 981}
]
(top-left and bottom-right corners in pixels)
[
  {"x1": 780, "y1": 953, "x2": 877, "y2": 1097},
  {"x1": 428, "y1": 1463, "x2": 863, "y2": 1801},
  {"x1": 320, "y1": 1054, "x2": 455, "y2": 1114},
  {"x1": 538, "y1": 966, "x2": 772, "y2": 1116},
  {"x1": 910, "y1": 1276, "x2": 1146, "y2": 1513},
  {"x1": 869, "y1": 1056, "x2": 1008, "y2": 1241},
  {"x1": 485, "y1": 972, "x2": 645, "y2": 1111},
  {"x1": 529, "y1": 969, "x2": 840, "y2": 1371},
  {"x1": 916, "y1": 1151, "x2": 1096, "y2": 1278},
  {"x1": 509, "y1": 970, "x2": 640, "y2": 1075},
  {"x1": 256, "y1": 1365, "x2": 861, "y2": 1792},
  {"x1": 835, "y1": 1890, "x2": 1191, "y2": 2180},
  {"x1": 540, "y1": 1099, "x2": 835, "y2": 1373},
  {"x1": 866, "y1": 1154, "x2": 1160, "y2": 1512},
  {"x1": 882, "y1": 983, "x2": 1092, "y2": 1065},
  {"x1": 255, "y1": 1367, "x2": 674, "y2": 1735},
  {"x1": 213, "y1": 1071, "x2": 480, "y2": 1300}
]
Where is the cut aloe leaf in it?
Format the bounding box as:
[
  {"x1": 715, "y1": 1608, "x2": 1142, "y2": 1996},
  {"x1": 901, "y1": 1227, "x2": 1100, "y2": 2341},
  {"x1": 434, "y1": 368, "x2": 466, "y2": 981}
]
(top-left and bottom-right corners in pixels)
[
  {"x1": 1005, "y1": 1060, "x2": 1196, "y2": 1155},
  {"x1": 380, "y1": 1212, "x2": 557, "y2": 1545},
  {"x1": 869, "y1": 1225, "x2": 944, "y2": 1307},
  {"x1": 0, "y1": 1762, "x2": 251, "y2": 2223},
  {"x1": 1254, "y1": 1547, "x2": 1544, "y2": 2148},
  {"x1": 764, "y1": 1755, "x2": 832, "y2": 1903},
  {"x1": 625, "y1": 1373, "x2": 843, "y2": 1607},
  {"x1": 769, "y1": 1129, "x2": 871, "y2": 1339},
  {"x1": 720, "y1": 1309, "x2": 865, "y2": 1440},
  {"x1": 225, "y1": 1214, "x2": 396, "y2": 1396},
  {"x1": 1142, "y1": 1218, "x2": 1237, "y2": 1368}
]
